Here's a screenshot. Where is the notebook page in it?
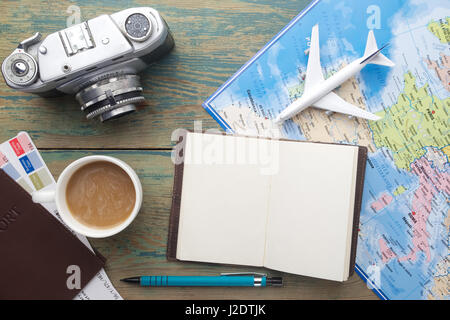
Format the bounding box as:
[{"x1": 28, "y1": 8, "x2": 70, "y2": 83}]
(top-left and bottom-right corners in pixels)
[
  {"x1": 176, "y1": 132, "x2": 275, "y2": 266},
  {"x1": 264, "y1": 142, "x2": 358, "y2": 281}
]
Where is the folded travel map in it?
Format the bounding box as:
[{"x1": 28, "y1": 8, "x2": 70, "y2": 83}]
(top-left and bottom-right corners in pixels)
[{"x1": 203, "y1": 0, "x2": 450, "y2": 300}]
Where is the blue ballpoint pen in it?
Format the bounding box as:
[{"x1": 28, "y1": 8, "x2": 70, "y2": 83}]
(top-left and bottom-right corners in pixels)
[{"x1": 120, "y1": 273, "x2": 283, "y2": 287}]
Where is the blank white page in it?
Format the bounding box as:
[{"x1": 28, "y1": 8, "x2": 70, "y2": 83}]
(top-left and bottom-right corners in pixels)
[
  {"x1": 264, "y1": 142, "x2": 358, "y2": 281},
  {"x1": 176, "y1": 132, "x2": 274, "y2": 266}
]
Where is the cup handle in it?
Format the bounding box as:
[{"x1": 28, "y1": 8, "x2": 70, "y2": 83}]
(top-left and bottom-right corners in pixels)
[{"x1": 32, "y1": 189, "x2": 56, "y2": 203}]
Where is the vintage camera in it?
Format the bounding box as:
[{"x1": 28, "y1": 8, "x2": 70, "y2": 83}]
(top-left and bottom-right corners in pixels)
[{"x1": 1, "y1": 7, "x2": 174, "y2": 122}]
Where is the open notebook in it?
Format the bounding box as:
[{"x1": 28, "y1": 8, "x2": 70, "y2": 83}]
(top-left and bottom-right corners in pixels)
[{"x1": 167, "y1": 132, "x2": 367, "y2": 282}]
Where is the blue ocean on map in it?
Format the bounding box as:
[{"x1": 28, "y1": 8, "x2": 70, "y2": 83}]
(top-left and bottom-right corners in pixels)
[{"x1": 210, "y1": 0, "x2": 423, "y2": 115}]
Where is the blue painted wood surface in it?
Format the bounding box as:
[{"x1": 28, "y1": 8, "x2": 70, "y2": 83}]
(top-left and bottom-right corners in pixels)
[{"x1": 0, "y1": 0, "x2": 375, "y2": 299}]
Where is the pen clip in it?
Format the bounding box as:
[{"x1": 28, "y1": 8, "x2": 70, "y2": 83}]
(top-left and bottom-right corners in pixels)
[{"x1": 220, "y1": 272, "x2": 266, "y2": 277}]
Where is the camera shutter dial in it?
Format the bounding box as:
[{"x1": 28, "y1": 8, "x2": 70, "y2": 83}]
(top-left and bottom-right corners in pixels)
[
  {"x1": 3, "y1": 52, "x2": 38, "y2": 86},
  {"x1": 12, "y1": 61, "x2": 28, "y2": 76},
  {"x1": 124, "y1": 13, "x2": 152, "y2": 41}
]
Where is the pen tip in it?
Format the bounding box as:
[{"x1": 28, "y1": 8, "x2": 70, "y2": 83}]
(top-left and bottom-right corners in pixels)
[
  {"x1": 120, "y1": 277, "x2": 140, "y2": 283},
  {"x1": 267, "y1": 277, "x2": 283, "y2": 286}
]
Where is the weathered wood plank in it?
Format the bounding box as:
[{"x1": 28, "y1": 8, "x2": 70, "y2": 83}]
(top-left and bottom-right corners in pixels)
[
  {"x1": 0, "y1": 0, "x2": 310, "y2": 149},
  {"x1": 2, "y1": 0, "x2": 378, "y2": 300},
  {"x1": 41, "y1": 150, "x2": 377, "y2": 299}
]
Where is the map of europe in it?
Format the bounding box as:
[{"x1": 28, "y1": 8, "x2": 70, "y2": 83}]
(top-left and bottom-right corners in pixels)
[{"x1": 203, "y1": 0, "x2": 449, "y2": 299}]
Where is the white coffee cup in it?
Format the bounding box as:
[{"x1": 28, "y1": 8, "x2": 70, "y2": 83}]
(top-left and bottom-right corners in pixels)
[{"x1": 32, "y1": 155, "x2": 143, "y2": 238}]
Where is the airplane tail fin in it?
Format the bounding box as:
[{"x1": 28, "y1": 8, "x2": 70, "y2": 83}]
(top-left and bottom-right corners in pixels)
[{"x1": 363, "y1": 30, "x2": 395, "y2": 67}]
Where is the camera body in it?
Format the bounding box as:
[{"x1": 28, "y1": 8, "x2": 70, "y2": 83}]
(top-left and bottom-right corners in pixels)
[{"x1": 1, "y1": 7, "x2": 174, "y2": 122}]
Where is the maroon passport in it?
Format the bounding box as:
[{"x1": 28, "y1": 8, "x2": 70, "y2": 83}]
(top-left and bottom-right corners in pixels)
[{"x1": 0, "y1": 170, "x2": 105, "y2": 300}]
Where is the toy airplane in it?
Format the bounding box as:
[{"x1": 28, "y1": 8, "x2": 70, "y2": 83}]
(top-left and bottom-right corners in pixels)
[{"x1": 274, "y1": 24, "x2": 394, "y2": 123}]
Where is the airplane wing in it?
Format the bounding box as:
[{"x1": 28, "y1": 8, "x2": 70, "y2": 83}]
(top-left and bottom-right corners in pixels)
[
  {"x1": 304, "y1": 24, "x2": 324, "y2": 92},
  {"x1": 312, "y1": 92, "x2": 381, "y2": 121}
]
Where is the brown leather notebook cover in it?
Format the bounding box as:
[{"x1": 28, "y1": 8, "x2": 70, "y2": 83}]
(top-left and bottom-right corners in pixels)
[
  {"x1": 0, "y1": 170, "x2": 106, "y2": 300},
  {"x1": 167, "y1": 132, "x2": 367, "y2": 278}
]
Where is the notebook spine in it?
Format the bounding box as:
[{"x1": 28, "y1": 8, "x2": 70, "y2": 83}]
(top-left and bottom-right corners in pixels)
[
  {"x1": 166, "y1": 132, "x2": 187, "y2": 261},
  {"x1": 348, "y1": 146, "x2": 368, "y2": 276}
]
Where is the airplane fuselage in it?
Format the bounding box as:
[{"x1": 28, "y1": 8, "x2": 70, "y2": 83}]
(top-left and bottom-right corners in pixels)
[
  {"x1": 278, "y1": 57, "x2": 367, "y2": 121},
  {"x1": 274, "y1": 24, "x2": 393, "y2": 123}
]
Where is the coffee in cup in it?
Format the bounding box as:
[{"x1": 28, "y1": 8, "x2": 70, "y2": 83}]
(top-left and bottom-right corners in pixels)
[
  {"x1": 66, "y1": 161, "x2": 136, "y2": 229},
  {"x1": 32, "y1": 156, "x2": 143, "y2": 238}
]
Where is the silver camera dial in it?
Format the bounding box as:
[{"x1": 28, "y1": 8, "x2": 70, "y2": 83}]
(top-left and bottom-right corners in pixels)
[
  {"x1": 124, "y1": 13, "x2": 152, "y2": 42},
  {"x1": 2, "y1": 51, "x2": 38, "y2": 86}
]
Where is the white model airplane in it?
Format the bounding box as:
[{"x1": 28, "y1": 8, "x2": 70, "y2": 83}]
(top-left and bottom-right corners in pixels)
[{"x1": 274, "y1": 24, "x2": 394, "y2": 123}]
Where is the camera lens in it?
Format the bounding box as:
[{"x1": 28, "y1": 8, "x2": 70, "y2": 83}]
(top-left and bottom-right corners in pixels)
[{"x1": 75, "y1": 74, "x2": 145, "y2": 122}]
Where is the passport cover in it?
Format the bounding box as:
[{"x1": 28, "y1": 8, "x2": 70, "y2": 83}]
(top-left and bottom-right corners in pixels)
[
  {"x1": 0, "y1": 170, "x2": 105, "y2": 300},
  {"x1": 167, "y1": 131, "x2": 367, "y2": 278}
]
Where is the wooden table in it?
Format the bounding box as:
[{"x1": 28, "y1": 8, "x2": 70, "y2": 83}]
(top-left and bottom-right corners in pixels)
[{"x1": 0, "y1": 0, "x2": 377, "y2": 299}]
